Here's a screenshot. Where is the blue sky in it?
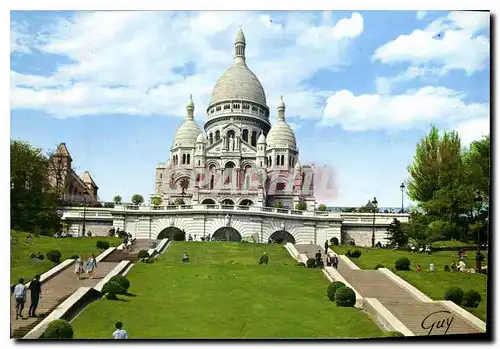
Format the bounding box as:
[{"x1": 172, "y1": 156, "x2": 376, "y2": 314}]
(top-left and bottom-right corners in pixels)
[{"x1": 10, "y1": 10, "x2": 490, "y2": 207}]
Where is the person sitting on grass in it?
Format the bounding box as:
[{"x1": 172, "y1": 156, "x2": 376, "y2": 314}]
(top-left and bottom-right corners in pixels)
[
  {"x1": 182, "y1": 251, "x2": 189, "y2": 263},
  {"x1": 416, "y1": 265, "x2": 422, "y2": 272},
  {"x1": 259, "y1": 252, "x2": 269, "y2": 265},
  {"x1": 112, "y1": 321, "x2": 128, "y2": 339},
  {"x1": 13, "y1": 278, "x2": 27, "y2": 320},
  {"x1": 458, "y1": 259, "x2": 466, "y2": 272},
  {"x1": 429, "y1": 263, "x2": 435, "y2": 272},
  {"x1": 451, "y1": 261, "x2": 457, "y2": 272}
]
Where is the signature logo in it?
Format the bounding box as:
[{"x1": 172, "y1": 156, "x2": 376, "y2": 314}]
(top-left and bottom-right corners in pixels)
[{"x1": 421, "y1": 310, "x2": 454, "y2": 335}]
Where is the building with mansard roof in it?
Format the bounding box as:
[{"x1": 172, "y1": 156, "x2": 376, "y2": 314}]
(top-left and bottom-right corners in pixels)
[{"x1": 154, "y1": 29, "x2": 315, "y2": 210}]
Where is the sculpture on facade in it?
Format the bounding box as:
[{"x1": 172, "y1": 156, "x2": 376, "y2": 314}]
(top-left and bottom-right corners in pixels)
[
  {"x1": 229, "y1": 135, "x2": 234, "y2": 151},
  {"x1": 225, "y1": 214, "x2": 231, "y2": 227}
]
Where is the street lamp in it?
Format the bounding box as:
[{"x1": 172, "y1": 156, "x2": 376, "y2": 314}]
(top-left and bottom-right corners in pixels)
[
  {"x1": 474, "y1": 190, "x2": 483, "y2": 273},
  {"x1": 400, "y1": 182, "x2": 405, "y2": 213},
  {"x1": 371, "y1": 197, "x2": 378, "y2": 247},
  {"x1": 82, "y1": 193, "x2": 88, "y2": 237}
]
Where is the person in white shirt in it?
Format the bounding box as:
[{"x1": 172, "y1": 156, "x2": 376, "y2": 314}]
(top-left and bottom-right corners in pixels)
[
  {"x1": 13, "y1": 278, "x2": 27, "y2": 320},
  {"x1": 112, "y1": 321, "x2": 128, "y2": 339}
]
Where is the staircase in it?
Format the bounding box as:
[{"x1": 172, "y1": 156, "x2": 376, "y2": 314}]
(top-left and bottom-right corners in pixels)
[
  {"x1": 100, "y1": 239, "x2": 160, "y2": 262},
  {"x1": 297, "y1": 244, "x2": 484, "y2": 336},
  {"x1": 11, "y1": 261, "x2": 118, "y2": 338}
]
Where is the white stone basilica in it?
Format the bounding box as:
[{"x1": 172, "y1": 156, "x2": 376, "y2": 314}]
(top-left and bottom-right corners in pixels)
[{"x1": 154, "y1": 29, "x2": 315, "y2": 210}]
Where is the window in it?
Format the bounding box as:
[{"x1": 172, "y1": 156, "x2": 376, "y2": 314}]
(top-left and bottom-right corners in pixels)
[
  {"x1": 242, "y1": 129, "x2": 249, "y2": 142},
  {"x1": 224, "y1": 104, "x2": 230, "y2": 110},
  {"x1": 252, "y1": 106, "x2": 258, "y2": 113},
  {"x1": 215, "y1": 130, "x2": 220, "y2": 141},
  {"x1": 243, "y1": 104, "x2": 250, "y2": 110},
  {"x1": 233, "y1": 104, "x2": 240, "y2": 109},
  {"x1": 209, "y1": 133, "x2": 213, "y2": 144},
  {"x1": 198, "y1": 160, "x2": 201, "y2": 166},
  {"x1": 289, "y1": 156, "x2": 291, "y2": 166},
  {"x1": 160, "y1": 173, "x2": 162, "y2": 179},
  {"x1": 251, "y1": 131, "x2": 257, "y2": 146},
  {"x1": 182, "y1": 154, "x2": 186, "y2": 164},
  {"x1": 260, "y1": 161, "x2": 262, "y2": 167},
  {"x1": 276, "y1": 155, "x2": 280, "y2": 166},
  {"x1": 187, "y1": 154, "x2": 190, "y2": 164},
  {"x1": 216, "y1": 106, "x2": 221, "y2": 111},
  {"x1": 281, "y1": 155, "x2": 284, "y2": 166}
]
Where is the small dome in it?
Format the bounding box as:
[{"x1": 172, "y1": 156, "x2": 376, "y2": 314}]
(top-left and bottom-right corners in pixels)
[
  {"x1": 294, "y1": 160, "x2": 301, "y2": 170},
  {"x1": 173, "y1": 119, "x2": 201, "y2": 148},
  {"x1": 236, "y1": 28, "x2": 245, "y2": 43},
  {"x1": 266, "y1": 121, "x2": 296, "y2": 149},
  {"x1": 196, "y1": 133, "x2": 205, "y2": 143},
  {"x1": 257, "y1": 133, "x2": 266, "y2": 144}
]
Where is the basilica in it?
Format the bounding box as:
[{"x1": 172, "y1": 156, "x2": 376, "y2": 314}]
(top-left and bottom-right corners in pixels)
[{"x1": 154, "y1": 29, "x2": 315, "y2": 210}]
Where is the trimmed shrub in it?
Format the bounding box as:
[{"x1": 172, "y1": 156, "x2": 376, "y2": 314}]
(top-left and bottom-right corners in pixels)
[
  {"x1": 444, "y1": 265, "x2": 451, "y2": 272},
  {"x1": 327, "y1": 281, "x2": 346, "y2": 302},
  {"x1": 462, "y1": 290, "x2": 482, "y2": 308},
  {"x1": 334, "y1": 286, "x2": 356, "y2": 307},
  {"x1": 330, "y1": 237, "x2": 339, "y2": 246},
  {"x1": 296, "y1": 262, "x2": 306, "y2": 267},
  {"x1": 70, "y1": 255, "x2": 79, "y2": 260},
  {"x1": 374, "y1": 264, "x2": 385, "y2": 270},
  {"x1": 348, "y1": 249, "x2": 361, "y2": 258},
  {"x1": 173, "y1": 230, "x2": 186, "y2": 241},
  {"x1": 383, "y1": 331, "x2": 404, "y2": 337},
  {"x1": 395, "y1": 257, "x2": 411, "y2": 271},
  {"x1": 137, "y1": 250, "x2": 150, "y2": 261},
  {"x1": 42, "y1": 319, "x2": 74, "y2": 339},
  {"x1": 110, "y1": 275, "x2": 130, "y2": 293},
  {"x1": 306, "y1": 258, "x2": 316, "y2": 268},
  {"x1": 46, "y1": 250, "x2": 61, "y2": 263},
  {"x1": 118, "y1": 231, "x2": 128, "y2": 239},
  {"x1": 96, "y1": 240, "x2": 110, "y2": 249},
  {"x1": 444, "y1": 286, "x2": 464, "y2": 305},
  {"x1": 102, "y1": 280, "x2": 125, "y2": 300}
]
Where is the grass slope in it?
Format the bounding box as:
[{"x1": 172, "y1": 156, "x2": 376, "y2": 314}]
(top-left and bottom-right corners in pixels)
[
  {"x1": 11, "y1": 231, "x2": 121, "y2": 284},
  {"x1": 71, "y1": 242, "x2": 383, "y2": 339},
  {"x1": 331, "y1": 245, "x2": 487, "y2": 321}
]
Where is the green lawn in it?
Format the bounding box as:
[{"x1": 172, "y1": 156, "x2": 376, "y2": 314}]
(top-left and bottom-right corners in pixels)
[
  {"x1": 430, "y1": 240, "x2": 471, "y2": 248},
  {"x1": 71, "y1": 242, "x2": 383, "y2": 339},
  {"x1": 331, "y1": 245, "x2": 488, "y2": 322},
  {"x1": 11, "y1": 231, "x2": 121, "y2": 284}
]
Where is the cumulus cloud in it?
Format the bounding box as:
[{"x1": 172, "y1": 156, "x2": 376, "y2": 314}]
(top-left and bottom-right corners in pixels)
[
  {"x1": 374, "y1": 65, "x2": 445, "y2": 94},
  {"x1": 453, "y1": 117, "x2": 490, "y2": 146},
  {"x1": 11, "y1": 11, "x2": 364, "y2": 119},
  {"x1": 320, "y1": 86, "x2": 489, "y2": 132},
  {"x1": 374, "y1": 11, "x2": 490, "y2": 75}
]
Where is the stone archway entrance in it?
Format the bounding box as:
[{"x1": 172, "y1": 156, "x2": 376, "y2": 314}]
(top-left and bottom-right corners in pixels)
[
  {"x1": 157, "y1": 226, "x2": 185, "y2": 240},
  {"x1": 269, "y1": 230, "x2": 295, "y2": 244},
  {"x1": 212, "y1": 227, "x2": 242, "y2": 242}
]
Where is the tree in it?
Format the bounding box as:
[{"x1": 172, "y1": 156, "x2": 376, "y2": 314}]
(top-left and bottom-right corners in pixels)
[
  {"x1": 131, "y1": 194, "x2": 144, "y2": 206},
  {"x1": 274, "y1": 201, "x2": 284, "y2": 209},
  {"x1": 113, "y1": 195, "x2": 122, "y2": 204},
  {"x1": 295, "y1": 201, "x2": 307, "y2": 211},
  {"x1": 11, "y1": 140, "x2": 61, "y2": 234},
  {"x1": 386, "y1": 219, "x2": 408, "y2": 247},
  {"x1": 342, "y1": 207, "x2": 357, "y2": 213},
  {"x1": 151, "y1": 196, "x2": 162, "y2": 206},
  {"x1": 318, "y1": 204, "x2": 327, "y2": 211}
]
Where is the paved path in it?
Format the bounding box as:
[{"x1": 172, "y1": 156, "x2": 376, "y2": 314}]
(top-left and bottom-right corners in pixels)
[
  {"x1": 296, "y1": 244, "x2": 483, "y2": 336},
  {"x1": 11, "y1": 261, "x2": 118, "y2": 338},
  {"x1": 101, "y1": 239, "x2": 159, "y2": 262}
]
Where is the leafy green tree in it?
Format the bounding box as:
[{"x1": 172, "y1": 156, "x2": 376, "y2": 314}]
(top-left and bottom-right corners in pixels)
[
  {"x1": 131, "y1": 194, "x2": 144, "y2": 205},
  {"x1": 342, "y1": 207, "x2": 357, "y2": 212},
  {"x1": 151, "y1": 196, "x2": 162, "y2": 206},
  {"x1": 318, "y1": 203, "x2": 327, "y2": 211},
  {"x1": 11, "y1": 140, "x2": 61, "y2": 233},
  {"x1": 113, "y1": 195, "x2": 122, "y2": 204},
  {"x1": 295, "y1": 201, "x2": 307, "y2": 211},
  {"x1": 274, "y1": 201, "x2": 284, "y2": 209},
  {"x1": 386, "y1": 218, "x2": 408, "y2": 246}
]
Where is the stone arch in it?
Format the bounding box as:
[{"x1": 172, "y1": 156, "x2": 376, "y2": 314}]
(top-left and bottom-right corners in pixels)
[
  {"x1": 239, "y1": 199, "x2": 254, "y2": 206},
  {"x1": 242, "y1": 129, "x2": 249, "y2": 142},
  {"x1": 215, "y1": 130, "x2": 221, "y2": 141},
  {"x1": 201, "y1": 198, "x2": 217, "y2": 204},
  {"x1": 224, "y1": 161, "x2": 235, "y2": 169},
  {"x1": 221, "y1": 198, "x2": 235, "y2": 205},
  {"x1": 157, "y1": 226, "x2": 184, "y2": 240},
  {"x1": 269, "y1": 230, "x2": 296, "y2": 244},
  {"x1": 267, "y1": 176, "x2": 293, "y2": 195},
  {"x1": 212, "y1": 226, "x2": 242, "y2": 242},
  {"x1": 262, "y1": 220, "x2": 299, "y2": 243}
]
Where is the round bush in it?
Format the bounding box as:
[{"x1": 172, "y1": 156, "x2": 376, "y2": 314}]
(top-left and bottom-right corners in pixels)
[
  {"x1": 348, "y1": 249, "x2": 361, "y2": 258},
  {"x1": 330, "y1": 237, "x2": 339, "y2": 246},
  {"x1": 306, "y1": 258, "x2": 316, "y2": 268},
  {"x1": 173, "y1": 230, "x2": 186, "y2": 241},
  {"x1": 395, "y1": 257, "x2": 411, "y2": 271},
  {"x1": 43, "y1": 319, "x2": 73, "y2": 339},
  {"x1": 137, "y1": 250, "x2": 150, "y2": 260},
  {"x1": 334, "y1": 286, "x2": 356, "y2": 307},
  {"x1": 96, "y1": 240, "x2": 110, "y2": 249},
  {"x1": 444, "y1": 265, "x2": 451, "y2": 272},
  {"x1": 462, "y1": 290, "x2": 482, "y2": 308},
  {"x1": 327, "y1": 281, "x2": 346, "y2": 302},
  {"x1": 46, "y1": 250, "x2": 61, "y2": 263},
  {"x1": 444, "y1": 286, "x2": 464, "y2": 305},
  {"x1": 383, "y1": 331, "x2": 404, "y2": 337},
  {"x1": 110, "y1": 275, "x2": 130, "y2": 293},
  {"x1": 374, "y1": 264, "x2": 385, "y2": 270},
  {"x1": 102, "y1": 280, "x2": 125, "y2": 300}
]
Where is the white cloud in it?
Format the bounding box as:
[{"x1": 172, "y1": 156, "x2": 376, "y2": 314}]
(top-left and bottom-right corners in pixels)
[
  {"x1": 11, "y1": 11, "x2": 363, "y2": 120},
  {"x1": 416, "y1": 11, "x2": 427, "y2": 20},
  {"x1": 320, "y1": 86, "x2": 489, "y2": 133},
  {"x1": 453, "y1": 117, "x2": 490, "y2": 145},
  {"x1": 374, "y1": 11, "x2": 490, "y2": 74},
  {"x1": 374, "y1": 65, "x2": 445, "y2": 94}
]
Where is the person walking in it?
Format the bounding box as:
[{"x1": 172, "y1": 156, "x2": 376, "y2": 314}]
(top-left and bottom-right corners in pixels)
[
  {"x1": 28, "y1": 274, "x2": 42, "y2": 317},
  {"x1": 112, "y1": 321, "x2": 128, "y2": 339},
  {"x1": 123, "y1": 235, "x2": 129, "y2": 250},
  {"x1": 86, "y1": 254, "x2": 97, "y2": 279},
  {"x1": 332, "y1": 254, "x2": 339, "y2": 269},
  {"x1": 13, "y1": 278, "x2": 27, "y2": 320},
  {"x1": 75, "y1": 255, "x2": 85, "y2": 280},
  {"x1": 324, "y1": 240, "x2": 329, "y2": 255}
]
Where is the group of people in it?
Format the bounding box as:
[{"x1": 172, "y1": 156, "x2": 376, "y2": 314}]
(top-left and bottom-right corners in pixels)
[
  {"x1": 123, "y1": 234, "x2": 133, "y2": 250},
  {"x1": 187, "y1": 234, "x2": 211, "y2": 241},
  {"x1": 74, "y1": 254, "x2": 98, "y2": 280},
  {"x1": 451, "y1": 259, "x2": 467, "y2": 272},
  {"x1": 12, "y1": 274, "x2": 42, "y2": 320},
  {"x1": 409, "y1": 244, "x2": 432, "y2": 254},
  {"x1": 323, "y1": 240, "x2": 339, "y2": 268}
]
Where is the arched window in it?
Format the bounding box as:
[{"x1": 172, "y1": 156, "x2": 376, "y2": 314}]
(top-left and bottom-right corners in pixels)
[
  {"x1": 276, "y1": 155, "x2": 280, "y2": 166},
  {"x1": 242, "y1": 129, "x2": 249, "y2": 142},
  {"x1": 188, "y1": 154, "x2": 191, "y2": 164},
  {"x1": 281, "y1": 155, "x2": 285, "y2": 166},
  {"x1": 160, "y1": 173, "x2": 162, "y2": 179},
  {"x1": 182, "y1": 154, "x2": 186, "y2": 164},
  {"x1": 251, "y1": 131, "x2": 257, "y2": 146},
  {"x1": 269, "y1": 156, "x2": 272, "y2": 166},
  {"x1": 289, "y1": 156, "x2": 291, "y2": 166},
  {"x1": 210, "y1": 175, "x2": 215, "y2": 189},
  {"x1": 198, "y1": 160, "x2": 201, "y2": 166},
  {"x1": 215, "y1": 130, "x2": 220, "y2": 141},
  {"x1": 209, "y1": 133, "x2": 213, "y2": 144}
]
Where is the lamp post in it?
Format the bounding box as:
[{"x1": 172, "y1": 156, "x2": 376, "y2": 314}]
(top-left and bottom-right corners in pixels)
[
  {"x1": 82, "y1": 193, "x2": 87, "y2": 237},
  {"x1": 474, "y1": 190, "x2": 483, "y2": 273},
  {"x1": 400, "y1": 182, "x2": 405, "y2": 213},
  {"x1": 371, "y1": 197, "x2": 378, "y2": 247}
]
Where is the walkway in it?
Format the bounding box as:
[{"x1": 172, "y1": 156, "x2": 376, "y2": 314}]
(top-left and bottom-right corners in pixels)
[
  {"x1": 295, "y1": 244, "x2": 483, "y2": 336},
  {"x1": 100, "y1": 239, "x2": 159, "y2": 262}
]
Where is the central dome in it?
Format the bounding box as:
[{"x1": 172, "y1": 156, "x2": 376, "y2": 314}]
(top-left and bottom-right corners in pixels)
[{"x1": 209, "y1": 29, "x2": 267, "y2": 107}]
